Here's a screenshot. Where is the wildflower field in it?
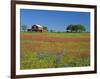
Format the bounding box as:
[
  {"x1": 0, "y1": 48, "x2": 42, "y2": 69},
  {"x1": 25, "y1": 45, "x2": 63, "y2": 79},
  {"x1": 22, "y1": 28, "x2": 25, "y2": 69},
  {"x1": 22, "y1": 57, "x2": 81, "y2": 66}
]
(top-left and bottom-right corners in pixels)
[{"x1": 20, "y1": 32, "x2": 90, "y2": 70}]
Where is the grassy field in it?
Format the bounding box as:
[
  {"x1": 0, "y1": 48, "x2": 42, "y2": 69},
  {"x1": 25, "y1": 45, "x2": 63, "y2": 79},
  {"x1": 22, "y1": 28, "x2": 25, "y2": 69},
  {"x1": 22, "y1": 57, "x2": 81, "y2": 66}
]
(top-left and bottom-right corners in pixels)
[{"x1": 20, "y1": 32, "x2": 90, "y2": 70}]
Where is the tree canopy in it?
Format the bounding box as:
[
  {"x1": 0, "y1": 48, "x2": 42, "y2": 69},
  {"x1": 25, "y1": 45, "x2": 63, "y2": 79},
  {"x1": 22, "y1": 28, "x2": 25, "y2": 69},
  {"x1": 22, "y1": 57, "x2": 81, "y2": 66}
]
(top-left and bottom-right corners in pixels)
[
  {"x1": 43, "y1": 26, "x2": 48, "y2": 31},
  {"x1": 66, "y1": 24, "x2": 86, "y2": 32},
  {"x1": 21, "y1": 24, "x2": 28, "y2": 32}
]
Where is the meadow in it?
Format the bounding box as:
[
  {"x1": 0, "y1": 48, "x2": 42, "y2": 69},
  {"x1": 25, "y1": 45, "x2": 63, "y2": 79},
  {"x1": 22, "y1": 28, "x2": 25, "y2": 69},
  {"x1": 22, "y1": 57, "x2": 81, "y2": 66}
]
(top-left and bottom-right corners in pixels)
[{"x1": 20, "y1": 32, "x2": 90, "y2": 69}]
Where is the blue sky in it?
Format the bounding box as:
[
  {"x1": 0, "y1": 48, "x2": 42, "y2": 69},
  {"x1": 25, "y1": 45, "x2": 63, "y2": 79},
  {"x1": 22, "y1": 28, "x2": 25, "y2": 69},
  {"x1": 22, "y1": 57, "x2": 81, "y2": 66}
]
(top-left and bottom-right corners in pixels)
[{"x1": 20, "y1": 9, "x2": 90, "y2": 32}]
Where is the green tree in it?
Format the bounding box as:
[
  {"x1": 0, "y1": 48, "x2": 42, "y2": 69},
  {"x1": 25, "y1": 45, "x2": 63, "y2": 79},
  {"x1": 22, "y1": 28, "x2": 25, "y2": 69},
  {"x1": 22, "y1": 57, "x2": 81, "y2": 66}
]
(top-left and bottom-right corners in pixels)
[
  {"x1": 79, "y1": 24, "x2": 86, "y2": 32},
  {"x1": 21, "y1": 25, "x2": 28, "y2": 32},
  {"x1": 43, "y1": 26, "x2": 48, "y2": 31},
  {"x1": 74, "y1": 24, "x2": 80, "y2": 32},
  {"x1": 74, "y1": 24, "x2": 86, "y2": 32},
  {"x1": 66, "y1": 24, "x2": 74, "y2": 32},
  {"x1": 66, "y1": 24, "x2": 86, "y2": 32}
]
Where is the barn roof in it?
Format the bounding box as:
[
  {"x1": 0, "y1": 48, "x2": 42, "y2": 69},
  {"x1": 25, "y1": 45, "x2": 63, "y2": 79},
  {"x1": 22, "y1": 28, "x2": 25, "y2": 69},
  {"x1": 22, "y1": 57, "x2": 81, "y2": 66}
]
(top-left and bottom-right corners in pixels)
[{"x1": 35, "y1": 24, "x2": 43, "y2": 28}]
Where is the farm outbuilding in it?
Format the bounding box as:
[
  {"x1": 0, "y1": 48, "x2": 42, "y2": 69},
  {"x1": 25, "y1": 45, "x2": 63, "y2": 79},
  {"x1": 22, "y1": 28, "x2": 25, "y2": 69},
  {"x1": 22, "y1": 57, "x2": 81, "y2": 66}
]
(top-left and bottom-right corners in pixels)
[{"x1": 27, "y1": 24, "x2": 48, "y2": 32}]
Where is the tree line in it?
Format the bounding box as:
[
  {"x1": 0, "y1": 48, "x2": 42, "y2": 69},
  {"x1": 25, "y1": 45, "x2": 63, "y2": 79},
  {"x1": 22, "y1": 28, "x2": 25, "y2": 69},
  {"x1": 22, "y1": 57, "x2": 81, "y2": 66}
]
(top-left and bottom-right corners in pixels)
[
  {"x1": 66, "y1": 24, "x2": 86, "y2": 32},
  {"x1": 21, "y1": 24, "x2": 86, "y2": 32}
]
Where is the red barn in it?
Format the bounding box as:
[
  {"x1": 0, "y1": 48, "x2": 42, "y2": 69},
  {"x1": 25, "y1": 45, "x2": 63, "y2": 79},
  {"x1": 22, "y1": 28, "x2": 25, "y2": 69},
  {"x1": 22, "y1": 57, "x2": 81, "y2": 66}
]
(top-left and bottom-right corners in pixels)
[{"x1": 28, "y1": 24, "x2": 48, "y2": 32}]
